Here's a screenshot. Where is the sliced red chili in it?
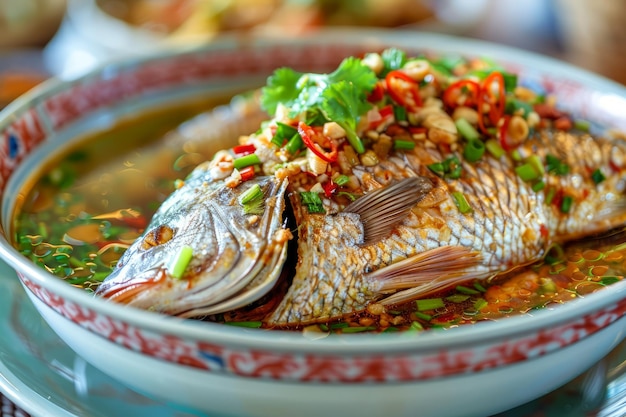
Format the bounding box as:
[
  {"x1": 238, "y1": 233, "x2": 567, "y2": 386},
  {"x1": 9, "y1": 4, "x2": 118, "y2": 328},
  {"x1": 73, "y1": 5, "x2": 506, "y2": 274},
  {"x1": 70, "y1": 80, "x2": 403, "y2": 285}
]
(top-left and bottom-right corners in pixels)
[
  {"x1": 477, "y1": 71, "x2": 506, "y2": 133},
  {"x1": 232, "y1": 144, "x2": 256, "y2": 155},
  {"x1": 443, "y1": 79, "x2": 481, "y2": 109},
  {"x1": 385, "y1": 70, "x2": 423, "y2": 111},
  {"x1": 498, "y1": 115, "x2": 515, "y2": 151},
  {"x1": 367, "y1": 81, "x2": 385, "y2": 103},
  {"x1": 323, "y1": 181, "x2": 338, "y2": 198},
  {"x1": 239, "y1": 166, "x2": 256, "y2": 181},
  {"x1": 297, "y1": 121, "x2": 338, "y2": 163}
]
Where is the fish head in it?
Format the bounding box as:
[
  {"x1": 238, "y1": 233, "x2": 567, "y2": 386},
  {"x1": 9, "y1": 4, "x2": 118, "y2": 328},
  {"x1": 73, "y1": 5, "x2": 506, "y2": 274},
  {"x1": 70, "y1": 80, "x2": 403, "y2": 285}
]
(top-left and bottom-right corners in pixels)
[{"x1": 95, "y1": 172, "x2": 290, "y2": 317}]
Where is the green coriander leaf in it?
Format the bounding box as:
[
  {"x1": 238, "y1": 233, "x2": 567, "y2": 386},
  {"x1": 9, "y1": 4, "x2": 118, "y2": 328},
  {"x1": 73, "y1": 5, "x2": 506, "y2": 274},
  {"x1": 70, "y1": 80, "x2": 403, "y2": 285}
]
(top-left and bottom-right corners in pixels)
[
  {"x1": 381, "y1": 48, "x2": 407, "y2": 76},
  {"x1": 260, "y1": 67, "x2": 303, "y2": 114},
  {"x1": 320, "y1": 80, "x2": 372, "y2": 153}
]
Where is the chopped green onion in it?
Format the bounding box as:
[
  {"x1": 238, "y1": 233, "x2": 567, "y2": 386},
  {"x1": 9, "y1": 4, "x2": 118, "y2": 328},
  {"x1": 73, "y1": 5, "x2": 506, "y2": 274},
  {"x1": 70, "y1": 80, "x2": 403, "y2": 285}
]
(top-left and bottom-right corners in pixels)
[
  {"x1": 591, "y1": 168, "x2": 606, "y2": 184},
  {"x1": 510, "y1": 149, "x2": 522, "y2": 162},
  {"x1": 456, "y1": 285, "x2": 480, "y2": 295},
  {"x1": 540, "y1": 277, "x2": 557, "y2": 293},
  {"x1": 464, "y1": 139, "x2": 485, "y2": 163},
  {"x1": 272, "y1": 122, "x2": 298, "y2": 147},
  {"x1": 532, "y1": 180, "x2": 546, "y2": 192},
  {"x1": 485, "y1": 139, "x2": 505, "y2": 159},
  {"x1": 300, "y1": 191, "x2": 325, "y2": 214},
  {"x1": 239, "y1": 184, "x2": 263, "y2": 205},
  {"x1": 451, "y1": 191, "x2": 472, "y2": 214},
  {"x1": 341, "y1": 326, "x2": 376, "y2": 333},
  {"x1": 409, "y1": 321, "x2": 425, "y2": 331},
  {"x1": 225, "y1": 321, "x2": 263, "y2": 328},
  {"x1": 337, "y1": 191, "x2": 357, "y2": 201},
  {"x1": 505, "y1": 98, "x2": 533, "y2": 116},
  {"x1": 515, "y1": 162, "x2": 541, "y2": 182},
  {"x1": 473, "y1": 281, "x2": 487, "y2": 292},
  {"x1": 574, "y1": 119, "x2": 591, "y2": 132},
  {"x1": 285, "y1": 133, "x2": 303, "y2": 155},
  {"x1": 600, "y1": 276, "x2": 620, "y2": 286},
  {"x1": 330, "y1": 322, "x2": 350, "y2": 329},
  {"x1": 233, "y1": 153, "x2": 261, "y2": 170},
  {"x1": 473, "y1": 298, "x2": 488, "y2": 311},
  {"x1": 455, "y1": 118, "x2": 480, "y2": 142},
  {"x1": 428, "y1": 156, "x2": 462, "y2": 180},
  {"x1": 416, "y1": 298, "x2": 444, "y2": 311},
  {"x1": 413, "y1": 311, "x2": 432, "y2": 321},
  {"x1": 393, "y1": 105, "x2": 407, "y2": 121},
  {"x1": 546, "y1": 154, "x2": 569, "y2": 176},
  {"x1": 560, "y1": 195, "x2": 573, "y2": 213},
  {"x1": 334, "y1": 175, "x2": 350, "y2": 186},
  {"x1": 446, "y1": 294, "x2": 470, "y2": 303},
  {"x1": 169, "y1": 245, "x2": 193, "y2": 279},
  {"x1": 393, "y1": 139, "x2": 416, "y2": 151},
  {"x1": 526, "y1": 154, "x2": 545, "y2": 176},
  {"x1": 545, "y1": 186, "x2": 556, "y2": 205}
]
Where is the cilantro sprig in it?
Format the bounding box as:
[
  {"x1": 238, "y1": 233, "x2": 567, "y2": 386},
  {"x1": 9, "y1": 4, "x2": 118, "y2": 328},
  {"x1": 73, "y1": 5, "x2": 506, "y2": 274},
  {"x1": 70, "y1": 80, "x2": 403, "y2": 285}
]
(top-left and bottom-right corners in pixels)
[{"x1": 260, "y1": 57, "x2": 377, "y2": 154}]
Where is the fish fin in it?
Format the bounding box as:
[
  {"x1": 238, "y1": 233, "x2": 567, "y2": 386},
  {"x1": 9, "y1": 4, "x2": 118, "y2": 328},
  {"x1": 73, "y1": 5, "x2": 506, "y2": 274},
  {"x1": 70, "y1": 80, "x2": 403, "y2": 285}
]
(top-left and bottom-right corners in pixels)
[
  {"x1": 366, "y1": 246, "x2": 482, "y2": 305},
  {"x1": 344, "y1": 176, "x2": 433, "y2": 246}
]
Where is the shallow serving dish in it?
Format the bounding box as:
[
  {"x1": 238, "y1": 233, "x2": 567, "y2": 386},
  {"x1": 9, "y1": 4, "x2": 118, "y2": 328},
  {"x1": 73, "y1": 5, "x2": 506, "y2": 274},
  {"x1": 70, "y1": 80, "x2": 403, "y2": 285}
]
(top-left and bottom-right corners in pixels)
[{"x1": 0, "y1": 29, "x2": 625, "y2": 417}]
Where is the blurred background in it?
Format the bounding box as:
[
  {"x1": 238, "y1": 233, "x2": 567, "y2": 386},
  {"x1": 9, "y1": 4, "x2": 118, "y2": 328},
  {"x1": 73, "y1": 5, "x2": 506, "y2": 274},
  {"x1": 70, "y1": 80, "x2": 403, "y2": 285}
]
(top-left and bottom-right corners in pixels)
[{"x1": 0, "y1": 0, "x2": 625, "y2": 106}]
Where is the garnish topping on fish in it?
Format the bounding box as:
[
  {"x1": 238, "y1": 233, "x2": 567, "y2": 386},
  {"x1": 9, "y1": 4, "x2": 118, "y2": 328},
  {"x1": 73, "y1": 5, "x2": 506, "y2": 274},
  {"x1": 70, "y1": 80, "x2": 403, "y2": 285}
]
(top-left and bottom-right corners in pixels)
[{"x1": 96, "y1": 47, "x2": 626, "y2": 326}]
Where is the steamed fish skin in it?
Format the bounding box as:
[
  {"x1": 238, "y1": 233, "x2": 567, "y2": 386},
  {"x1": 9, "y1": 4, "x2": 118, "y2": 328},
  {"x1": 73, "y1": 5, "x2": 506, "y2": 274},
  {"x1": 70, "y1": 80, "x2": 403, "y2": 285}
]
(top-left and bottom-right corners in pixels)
[
  {"x1": 96, "y1": 168, "x2": 291, "y2": 317},
  {"x1": 266, "y1": 130, "x2": 626, "y2": 325}
]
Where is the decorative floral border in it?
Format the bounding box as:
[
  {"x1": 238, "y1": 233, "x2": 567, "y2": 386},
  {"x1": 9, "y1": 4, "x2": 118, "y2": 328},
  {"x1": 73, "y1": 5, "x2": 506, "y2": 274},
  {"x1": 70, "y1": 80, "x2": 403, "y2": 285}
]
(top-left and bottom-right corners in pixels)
[{"x1": 22, "y1": 276, "x2": 626, "y2": 383}]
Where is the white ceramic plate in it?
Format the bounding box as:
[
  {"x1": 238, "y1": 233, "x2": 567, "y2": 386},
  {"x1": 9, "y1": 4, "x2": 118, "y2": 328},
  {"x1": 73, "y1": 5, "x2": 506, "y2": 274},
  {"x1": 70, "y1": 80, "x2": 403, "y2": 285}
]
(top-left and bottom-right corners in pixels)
[{"x1": 0, "y1": 257, "x2": 624, "y2": 417}]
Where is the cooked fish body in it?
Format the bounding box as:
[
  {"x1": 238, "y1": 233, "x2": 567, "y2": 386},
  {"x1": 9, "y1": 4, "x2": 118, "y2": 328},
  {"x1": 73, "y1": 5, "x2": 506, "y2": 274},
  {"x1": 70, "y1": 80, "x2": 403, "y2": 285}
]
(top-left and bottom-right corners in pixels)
[{"x1": 267, "y1": 130, "x2": 626, "y2": 325}]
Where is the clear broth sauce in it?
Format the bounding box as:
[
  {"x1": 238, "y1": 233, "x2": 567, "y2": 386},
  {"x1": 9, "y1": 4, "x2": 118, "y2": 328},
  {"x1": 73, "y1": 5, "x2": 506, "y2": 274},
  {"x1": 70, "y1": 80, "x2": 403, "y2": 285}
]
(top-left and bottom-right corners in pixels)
[{"x1": 12, "y1": 98, "x2": 626, "y2": 333}]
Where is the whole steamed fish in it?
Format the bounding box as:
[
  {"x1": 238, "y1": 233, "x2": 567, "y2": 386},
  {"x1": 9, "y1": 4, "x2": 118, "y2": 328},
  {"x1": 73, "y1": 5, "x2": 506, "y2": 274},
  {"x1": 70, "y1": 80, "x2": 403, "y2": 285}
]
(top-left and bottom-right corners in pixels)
[{"x1": 96, "y1": 49, "x2": 626, "y2": 326}]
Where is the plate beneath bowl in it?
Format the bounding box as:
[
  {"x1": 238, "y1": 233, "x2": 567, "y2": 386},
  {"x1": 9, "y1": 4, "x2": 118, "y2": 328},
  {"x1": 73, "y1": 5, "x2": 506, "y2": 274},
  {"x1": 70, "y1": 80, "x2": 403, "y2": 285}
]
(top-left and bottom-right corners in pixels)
[{"x1": 0, "y1": 257, "x2": 623, "y2": 417}]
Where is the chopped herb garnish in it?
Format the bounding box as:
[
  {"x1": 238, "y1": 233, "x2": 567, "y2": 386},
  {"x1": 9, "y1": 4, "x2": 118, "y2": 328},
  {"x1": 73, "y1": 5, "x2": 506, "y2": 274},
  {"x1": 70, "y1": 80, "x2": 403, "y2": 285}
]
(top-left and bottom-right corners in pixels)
[
  {"x1": 574, "y1": 119, "x2": 591, "y2": 132},
  {"x1": 446, "y1": 294, "x2": 470, "y2": 303},
  {"x1": 455, "y1": 118, "x2": 480, "y2": 142},
  {"x1": 485, "y1": 139, "x2": 505, "y2": 159},
  {"x1": 285, "y1": 132, "x2": 304, "y2": 155},
  {"x1": 546, "y1": 154, "x2": 569, "y2": 176},
  {"x1": 532, "y1": 181, "x2": 546, "y2": 192},
  {"x1": 473, "y1": 298, "x2": 488, "y2": 311},
  {"x1": 334, "y1": 175, "x2": 350, "y2": 186},
  {"x1": 416, "y1": 298, "x2": 444, "y2": 311},
  {"x1": 380, "y1": 47, "x2": 408, "y2": 76},
  {"x1": 225, "y1": 321, "x2": 263, "y2": 328},
  {"x1": 393, "y1": 105, "x2": 407, "y2": 122},
  {"x1": 428, "y1": 155, "x2": 462, "y2": 180},
  {"x1": 169, "y1": 245, "x2": 193, "y2": 279},
  {"x1": 456, "y1": 285, "x2": 480, "y2": 295},
  {"x1": 233, "y1": 153, "x2": 261, "y2": 170},
  {"x1": 560, "y1": 195, "x2": 574, "y2": 213},
  {"x1": 300, "y1": 191, "x2": 325, "y2": 214},
  {"x1": 600, "y1": 276, "x2": 620, "y2": 286},
  {"x1": 451, "y1": 191, "x2": 472, "y2": 214},
  {"x1": 260, "y1": 57, "x2": 377, "y2": 154},
  {"x1": 591, "y1": 168, "x2": 606, "y2": 184},
  {"x1": 409, "y1": 321, "x2": 425, "y2": 331},
  {"x1": 463, "y1": 139, "x2": 485, "y2": 163},
  {"x1": 515, "y1": 162, "x2": 541, "y2": 182},
  {"x1": 393, "y1": 139, "x2": 416, "y2": 151},
  {"x1": 272, "y1": 122, "x2": 298, "y2": 148},
  {"x1": 341, "y1": 326, "x2": 377, "y2": 333},
  {"x1": 238, "y1": 184, "x2": 265, "y2": 215}
]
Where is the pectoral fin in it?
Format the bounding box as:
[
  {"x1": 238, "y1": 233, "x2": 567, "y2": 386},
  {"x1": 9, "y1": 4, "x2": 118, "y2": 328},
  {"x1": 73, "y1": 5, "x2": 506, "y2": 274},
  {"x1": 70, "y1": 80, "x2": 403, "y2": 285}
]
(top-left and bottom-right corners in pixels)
[
  {"x1": 344, "y1": 176, "x2": 433, "y2": 246},
  {"x1": 366, "y1": 246, "x2": 482, "y2": 305}
]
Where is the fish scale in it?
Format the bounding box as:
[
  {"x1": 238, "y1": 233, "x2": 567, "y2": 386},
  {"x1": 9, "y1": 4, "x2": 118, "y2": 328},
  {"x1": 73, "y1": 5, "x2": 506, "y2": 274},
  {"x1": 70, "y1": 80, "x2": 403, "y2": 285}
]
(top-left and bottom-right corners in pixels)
[{"x1": 267, "y1": 130, "x2": 626, "y2": 325}]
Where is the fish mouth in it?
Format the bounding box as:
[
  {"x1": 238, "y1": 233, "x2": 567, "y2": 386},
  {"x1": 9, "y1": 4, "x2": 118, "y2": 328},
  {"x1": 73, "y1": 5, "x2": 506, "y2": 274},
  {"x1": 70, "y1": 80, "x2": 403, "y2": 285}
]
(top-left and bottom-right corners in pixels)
[{"x1": 97, "y1": 267, "x2": 168, "y2": 305}]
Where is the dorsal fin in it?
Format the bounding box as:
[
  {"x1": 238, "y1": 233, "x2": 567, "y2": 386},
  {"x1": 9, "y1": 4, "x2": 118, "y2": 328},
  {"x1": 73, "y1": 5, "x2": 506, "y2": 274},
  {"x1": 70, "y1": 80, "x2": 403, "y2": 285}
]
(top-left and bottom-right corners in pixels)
[
  {"x1": 344, "y1": 176, "x2": 433, "y2": 246},
  {"x1": 366, "y1": 246, "x2": 483, "y2": 305}
]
